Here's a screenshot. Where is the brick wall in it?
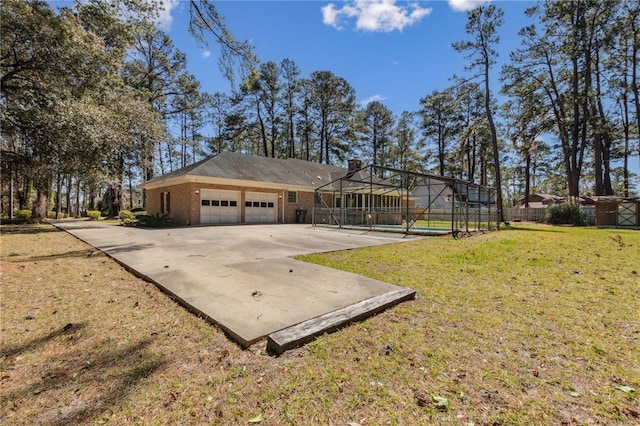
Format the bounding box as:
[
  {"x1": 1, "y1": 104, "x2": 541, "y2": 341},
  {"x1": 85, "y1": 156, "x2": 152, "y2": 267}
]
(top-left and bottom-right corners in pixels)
[
  {"x1": 146, "y1": 183, "x2": 196, "y2": 225},
  {"x1": 147, "y1": 182, "x2": 329, "y2": 225}
]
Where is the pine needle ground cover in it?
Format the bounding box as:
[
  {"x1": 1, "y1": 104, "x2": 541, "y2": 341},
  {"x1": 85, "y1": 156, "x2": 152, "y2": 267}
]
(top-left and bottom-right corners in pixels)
[{"x1": 1, "y1": 224, "x2": 638, "y2": 425}]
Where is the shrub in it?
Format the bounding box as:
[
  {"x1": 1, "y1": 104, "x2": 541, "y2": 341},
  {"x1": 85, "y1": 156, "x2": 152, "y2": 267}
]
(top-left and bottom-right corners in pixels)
[
  {"x1": 87, "y1": 210, "x2": 101, "y2": 220},
  {"x1": 136, "y1": 213, "x2": 174, "y2": 227},
  {"x1": 15, "y1": 209, "x2": 32, "y2": 219},
  {"x1": 544, "y1": 202, "x2": 586, "y2": 226},
  {"x1": 119, "y1": 210, "x2": 136, "y2": 222}
]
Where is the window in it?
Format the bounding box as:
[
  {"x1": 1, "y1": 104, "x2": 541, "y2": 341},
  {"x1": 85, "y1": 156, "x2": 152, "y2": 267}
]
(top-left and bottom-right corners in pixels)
[
  {"x1": 201, "y1": 199, "x2": 210, "y2": 206},
  {"x1": 161, "y1": 192, "x2": 170, "y2": 214},
  {"x1": 314, "y1": 192, "x2": 322, "y2": 205},
  {"x1": 253, "y1": 201, "x2": 260, "y2": 207},
  {"x1": 221, "y1": 200, "x2": 229, "y2": 207},
  {"x1": 245, "y1": 201, "x2": 252, "y2": 207},
  {"x1": 267, "y1": 202, "x2": 274, "y2": 208},
  {"x1": 288, "y1": 191, "x2": 297, "y2": 204},
  {"x1": 230, "y1": 200, "x2": 237, "y2": 207},
  {"x1": 212, "y1": 200, "x2": 219, "y2": 206}
]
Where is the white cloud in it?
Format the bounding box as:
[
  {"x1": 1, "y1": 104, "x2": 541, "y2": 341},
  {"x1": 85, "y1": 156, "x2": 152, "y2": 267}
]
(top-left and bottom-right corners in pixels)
[
  {"x1": 202, "y1": 50, "x2": 212, "y2": 59},
  {"x1": 391, "y1": 59, "x2": 399, "y2": 66},
  {"x1": 448, "y1": 0, "x2": 491, "y2": 12},
  {"x1": 322, "y1": 0, "x2": 432, "y2": 32},
  {"x1": 156, "y1": 0, "x2": 179, "y2": 30},
  {"x1": 359, "y1": 94, "x2": 387, "y2": 107}
]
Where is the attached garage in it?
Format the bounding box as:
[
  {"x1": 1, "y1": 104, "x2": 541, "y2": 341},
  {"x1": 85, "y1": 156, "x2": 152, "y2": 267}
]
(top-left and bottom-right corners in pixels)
[
  {"x1": 245, "y1": 192, "x2": 277, "y2": 223},
  {"x1": 201, "y1": 189, "x2": 239, "y2": 224},
  {"x1": 141, "y1": 152, "x2": 348, "y2": 226}
]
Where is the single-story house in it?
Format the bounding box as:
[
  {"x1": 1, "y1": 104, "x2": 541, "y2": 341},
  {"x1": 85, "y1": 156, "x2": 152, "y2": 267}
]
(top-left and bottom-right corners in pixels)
[
  {"x1": 139, "y1": 152, "x2": 355, "y2": 226},
  {"x1": 520, "y1": 193, "x2": 565, "y2": 209}
]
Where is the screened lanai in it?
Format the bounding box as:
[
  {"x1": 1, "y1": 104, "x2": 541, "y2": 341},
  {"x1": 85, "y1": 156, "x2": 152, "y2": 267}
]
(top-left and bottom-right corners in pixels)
[{"x1": 312, "y1": 164, "x2": 499, "y2": 237}]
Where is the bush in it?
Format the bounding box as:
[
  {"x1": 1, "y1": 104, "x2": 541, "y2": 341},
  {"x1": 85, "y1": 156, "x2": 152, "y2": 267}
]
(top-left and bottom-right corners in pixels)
[
  {"x1": 119, "y1": 210, "x2": 136, "y2": 223},
  {"x1": 544, "y1": 202, "x2": 586, "y2": 226},
  {"x1": 87, "y1": 210, "x2": 101, "y2": 220},
  {"x1": 15, "y1": 209, "x2": 32, "y2": 219},
  {"x1": 136, "y1": 213, "x2": 174, "y2": 227}
]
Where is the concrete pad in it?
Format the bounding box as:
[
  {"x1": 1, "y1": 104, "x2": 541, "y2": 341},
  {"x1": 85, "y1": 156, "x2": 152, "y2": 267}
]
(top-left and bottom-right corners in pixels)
[{"x1": 52, "y1": 220, "x2": 423, "y2": 348}]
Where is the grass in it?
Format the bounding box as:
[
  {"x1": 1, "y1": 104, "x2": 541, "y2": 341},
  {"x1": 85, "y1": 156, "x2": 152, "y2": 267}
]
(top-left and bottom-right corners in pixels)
[{"x1": 1, "y1": 223, "x2": 639, "y2": 425}]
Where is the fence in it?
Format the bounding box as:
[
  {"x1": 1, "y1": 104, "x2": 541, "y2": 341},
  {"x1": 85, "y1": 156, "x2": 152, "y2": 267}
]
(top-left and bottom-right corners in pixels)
[
  {"x1": 505, "y1": 207, "x2": 546, "y2": 223},
  {"x1": 505, "y1": 205, "x2": 596, "y2": 225}
]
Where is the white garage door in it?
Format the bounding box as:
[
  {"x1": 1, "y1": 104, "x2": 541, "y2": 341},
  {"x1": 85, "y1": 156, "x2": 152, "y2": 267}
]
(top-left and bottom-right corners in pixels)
[
  {"x1": 200, "y1": 189, "x2": 239, "y2": 224},
  {"x1": 245, "y1": 192, "x2": 277, "y2": 223}
]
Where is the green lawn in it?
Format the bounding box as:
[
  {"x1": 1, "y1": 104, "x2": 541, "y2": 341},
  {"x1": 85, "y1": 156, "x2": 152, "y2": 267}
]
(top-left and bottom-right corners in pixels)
[{"x1": 1, "y1": 224, "x2": 638, "y2": 425}]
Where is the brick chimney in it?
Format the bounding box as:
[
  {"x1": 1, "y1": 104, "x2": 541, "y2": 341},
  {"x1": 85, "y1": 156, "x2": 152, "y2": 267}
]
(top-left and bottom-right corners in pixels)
[{"x1": 348, "y1": 159, "x2": 362, "y2": 172}]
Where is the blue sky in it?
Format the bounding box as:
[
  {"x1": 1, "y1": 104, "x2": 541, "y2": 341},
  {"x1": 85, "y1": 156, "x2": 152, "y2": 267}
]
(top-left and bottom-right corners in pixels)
[{"x1": 160, "y1": 0, "x2": 534, "y2": 116}]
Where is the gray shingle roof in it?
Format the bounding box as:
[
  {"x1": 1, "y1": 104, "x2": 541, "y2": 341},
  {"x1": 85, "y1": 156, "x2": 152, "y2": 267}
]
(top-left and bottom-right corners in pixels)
[{"x1": 146, "y1": 152, "x2": 349, "y2": 189}]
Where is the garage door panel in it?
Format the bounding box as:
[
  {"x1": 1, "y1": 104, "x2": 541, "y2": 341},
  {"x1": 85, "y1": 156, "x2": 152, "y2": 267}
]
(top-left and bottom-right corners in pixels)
[
  {"x1": 245, "y1": 192, "x2": 276, "y2": 223},
  {"x1": 201, "y1": 190, "x2": 239, "y2": 224}
]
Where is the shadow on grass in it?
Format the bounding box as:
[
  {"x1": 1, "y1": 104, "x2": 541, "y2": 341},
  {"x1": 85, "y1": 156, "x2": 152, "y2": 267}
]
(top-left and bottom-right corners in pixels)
[
  {"x1": 1, "y1": 322, "x2": 88, "y2": 359},
  {"x1": 503, "y1": 224, "x2": 563, "y2": 233},
  {"x1": 17, "y1": 249, "x2": 106, "y2": 262},
  {"x1": 14, "y1": 243, "x2": 155, "y2": 262},
  {"x1": 0, "y1": 224, "x2": 61, "y2": 236},
  {"x1": 2, "y1": 336, "x2": 165, "y2": 426}
]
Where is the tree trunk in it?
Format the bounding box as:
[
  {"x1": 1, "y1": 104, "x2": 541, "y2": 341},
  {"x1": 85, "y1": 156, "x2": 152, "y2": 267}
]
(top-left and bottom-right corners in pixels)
[
  {"x1": 53, "y1": 175, "x2": 61, "y2": 219},
  {"x1": 65, "y1": 175, "x2": 72, "y2": 216},
  {"x1": 593, "y1": 133, "x2": 604, "y2": 195},
  {"x1": 524, "y1": 153, "x2": 531, "y2": 208},
  {"x1": 75, "y1": 178, "x2": 81, "y2": 217},
  {"x1": 33, "y1": 182, "x2": 50, "y2": 219},
  {"x1": 88, "y1": 183, "x2": 96, "y2": 210},
  {"x1": 484, "y1": 67, "x2": 504, "y2": 223}
]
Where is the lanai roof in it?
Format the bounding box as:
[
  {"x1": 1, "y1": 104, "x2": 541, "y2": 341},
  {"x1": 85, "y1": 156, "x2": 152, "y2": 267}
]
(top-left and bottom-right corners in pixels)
[{"x1": 142, "y1": 151, "x2": 349, "y2": 189}]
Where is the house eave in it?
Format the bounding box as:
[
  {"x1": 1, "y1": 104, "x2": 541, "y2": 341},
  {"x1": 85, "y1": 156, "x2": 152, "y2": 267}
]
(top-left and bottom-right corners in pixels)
[{"x1": 139, "y1": 175, "x2": 322, "y2": 192}]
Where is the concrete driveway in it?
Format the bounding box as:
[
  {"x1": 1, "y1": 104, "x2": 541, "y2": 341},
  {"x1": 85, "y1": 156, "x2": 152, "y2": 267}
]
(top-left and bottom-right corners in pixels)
[{"x1": 52, "y1": 220, "x2": 422, "y2": 350}]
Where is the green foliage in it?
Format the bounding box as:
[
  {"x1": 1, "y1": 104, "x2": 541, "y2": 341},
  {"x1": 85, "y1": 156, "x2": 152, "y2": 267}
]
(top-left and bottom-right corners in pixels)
[
  {"x1": 15, "y1": 209, "x2": 32, "y2": 219},
  {"x1": 118, "y1": 210, "x2": 137, "y2": 225},
  {"x1": 136, "y1": 213, "x2": 174, "y2": 227},
  {"x1": 544, "y1": 202, "x2": 586, "y2": 226},
  {"x1": 119, "y1": 210, "x2": 136, "y2": 222},
  {"x1": 87, "y1": 210, "x2": 101, "y2": 220}
]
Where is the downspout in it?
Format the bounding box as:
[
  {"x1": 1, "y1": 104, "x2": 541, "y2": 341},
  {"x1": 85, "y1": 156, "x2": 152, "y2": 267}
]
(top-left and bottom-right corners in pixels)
[{"x1": 282, "y1": 189, "x2": 285, "y2": 223}]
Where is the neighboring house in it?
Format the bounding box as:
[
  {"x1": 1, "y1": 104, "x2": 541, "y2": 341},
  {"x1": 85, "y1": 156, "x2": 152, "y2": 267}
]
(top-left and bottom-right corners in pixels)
[
  {"x1": 139, "y1": 152, "x2": 350, "y2": 226},
  {"x1": 521, "y1": 193, "x2": 565, "y2": 209},
  {"x1": 518, "y1": 193, "x2": 598, "y2": 208},
  {"x1": 412, "y1": 181, "x2": 454, "y2": 209}
]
